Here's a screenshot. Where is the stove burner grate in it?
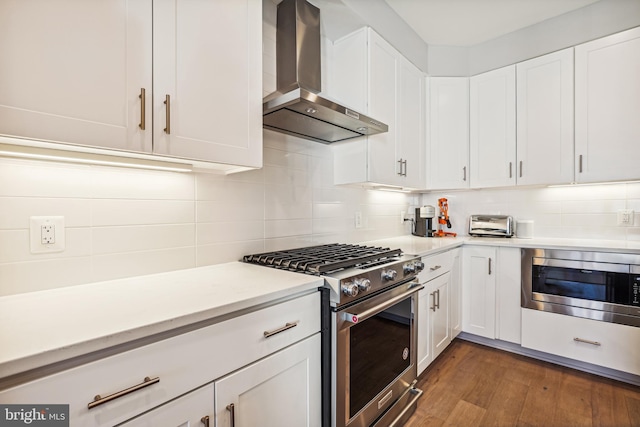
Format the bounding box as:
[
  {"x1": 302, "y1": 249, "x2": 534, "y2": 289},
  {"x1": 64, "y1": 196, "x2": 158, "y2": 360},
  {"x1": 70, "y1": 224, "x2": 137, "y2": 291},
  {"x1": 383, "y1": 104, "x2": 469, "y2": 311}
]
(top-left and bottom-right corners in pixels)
[{"x1": 242, "y1": 243, "x2": 402, "y2": 275}]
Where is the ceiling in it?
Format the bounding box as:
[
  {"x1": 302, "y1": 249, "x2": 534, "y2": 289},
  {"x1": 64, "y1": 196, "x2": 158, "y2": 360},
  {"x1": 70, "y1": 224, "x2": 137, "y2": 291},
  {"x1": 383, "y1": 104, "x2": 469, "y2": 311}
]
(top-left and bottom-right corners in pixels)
[{"x1": 384, "y1": 0, "x2": 601, "y2": 46}]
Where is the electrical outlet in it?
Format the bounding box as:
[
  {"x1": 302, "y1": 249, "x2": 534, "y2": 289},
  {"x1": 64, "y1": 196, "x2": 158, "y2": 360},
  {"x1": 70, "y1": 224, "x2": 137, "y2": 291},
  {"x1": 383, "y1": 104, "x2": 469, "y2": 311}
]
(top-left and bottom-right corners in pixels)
[
  {"x1": 30, "y1": 216, "x2": 65, "y2": 253},
  {"x1": 617, "y1": 209, "x2": 634, "y2": 226},
  {"x1": 355, "y1": 211, "x2": 363, "y2": 229},
  {"x1": 41, "y1": 224, "x2": 55, "y2": 244}
]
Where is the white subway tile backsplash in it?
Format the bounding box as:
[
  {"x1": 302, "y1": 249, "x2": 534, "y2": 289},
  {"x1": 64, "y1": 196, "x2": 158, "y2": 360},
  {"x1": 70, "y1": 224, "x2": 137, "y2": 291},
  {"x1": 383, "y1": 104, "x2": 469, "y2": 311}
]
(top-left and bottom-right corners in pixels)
[
  {"x1": 91, "y1": 200, "x2": 194, "y2": 226},
  {"x1": 91, "y1": 247, "x2": 195, "y2": 283},
  {"x1": 0, "y1": 158, "x2": 93, "y2": 198},
  {"x1": 196, "y1": 240, "x2": 264, "y2": 266},
  {"x1": 90, "y1": 166, "x2": 195, "y2": 200},
  {"x1": 197, "y1": 221, "x2": 264, "y2": 245},
  {"x1": 92, "y1": 224, "x2": 195, "y2": 255},
  {"x1": 0, "y1": 257, "x2": 93, "y2": 296},
  {"x1": 197, "y1": 201, "x2": 264, "y2": 223},
  {"x1": 0, "y1": 197, "x2": 91, "y2": 229},
  {"x1": 265, "y1": 218, "x2": 312, "y2": 239},
  {"x1": 0, "y1": 228, "x2": 91, "y2": 263}
]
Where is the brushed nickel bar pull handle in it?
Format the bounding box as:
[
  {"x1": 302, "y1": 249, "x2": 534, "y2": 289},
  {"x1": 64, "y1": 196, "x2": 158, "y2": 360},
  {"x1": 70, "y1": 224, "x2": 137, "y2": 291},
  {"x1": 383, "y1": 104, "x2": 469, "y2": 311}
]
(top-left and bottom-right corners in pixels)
[
  {"x1": 488, "y1": 258, "x2": 492, "y2": 275},
  {"x1": 138, "y1": 88, "x2": 146, "y2": 130},
  {"x1": 263, "y1": 321, "x2": 299, "y2": 338},
  {"x1": 164, "y1": 94, "x2": 171, "y2": 134},
  {"x1": 436, "y1": 289, "x2": 440, "y2": 309},
  {"x1": 463, "y1": 166, "x2": 467, "y2": 181},
  {"x1": 579, "y1": 154, "x2": 583, "y2": 173},
  {"x1": 403, "y1": 159, "x2": 408, "y2": 176},
  {"x1": 430, "y1": 265, "x2": 441, "y2": 271},
  {"x1": 509, "y1": 162, "x2": 513, "y2": 178},
  {"x1": 88, "y1": 376, "x2": 159, "y2": 409},
  {"x1": 519, "y1": 160, "x2": 523, "y2": 178},
  {"x1": 227, "y1": 403, "x2": 235, "y2": 427},
  {"x1": 574, "y1": 337, "x2": 601, "y2": 346},
  {"x1": 397, "y1": 159, "x2": 403, "y2": 176},
  {"x1": 430, "y1": 292, "x2": 436, "y2": 312},
  {"x1": 201, "y1": 415, "x2": 210, "y2": 427}
]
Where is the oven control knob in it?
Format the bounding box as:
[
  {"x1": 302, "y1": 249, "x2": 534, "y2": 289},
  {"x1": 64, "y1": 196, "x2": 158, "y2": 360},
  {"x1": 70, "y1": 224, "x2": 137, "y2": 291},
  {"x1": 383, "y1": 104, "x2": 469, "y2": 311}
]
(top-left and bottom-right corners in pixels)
[
  {"x1": 381, "y1": 269, "x2": 398, "y2": 281},
  {"x1": 355, "y1": 278, "x2": 371, "y2": 292},
  {"x1": 342, "y1": 282, "x2": 359, "y2": 297},
  {"x1": 403, "y1": 263, "x2": 416, "y2": 274},
  {"x1": 414, "y1": 260, "x2": 425, "y2": 271}
]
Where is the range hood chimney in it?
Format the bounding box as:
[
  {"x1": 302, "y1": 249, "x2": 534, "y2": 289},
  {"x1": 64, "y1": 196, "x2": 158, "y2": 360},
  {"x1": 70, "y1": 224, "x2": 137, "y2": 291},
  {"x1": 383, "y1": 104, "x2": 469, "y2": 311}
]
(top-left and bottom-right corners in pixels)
[{"x1": 263, "y1": 0, "x2": 388, "y2": 144}]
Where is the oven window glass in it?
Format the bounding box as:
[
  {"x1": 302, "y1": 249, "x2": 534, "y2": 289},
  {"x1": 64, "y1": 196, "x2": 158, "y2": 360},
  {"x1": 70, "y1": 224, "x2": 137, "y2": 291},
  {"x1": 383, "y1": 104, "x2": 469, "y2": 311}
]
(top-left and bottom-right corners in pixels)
[
  {"x1": 532, "y1": 265, "x2": 630, "y2": 305},
  {"x1": 349, "y1": 298, "x2": 411, "y2": 418}
]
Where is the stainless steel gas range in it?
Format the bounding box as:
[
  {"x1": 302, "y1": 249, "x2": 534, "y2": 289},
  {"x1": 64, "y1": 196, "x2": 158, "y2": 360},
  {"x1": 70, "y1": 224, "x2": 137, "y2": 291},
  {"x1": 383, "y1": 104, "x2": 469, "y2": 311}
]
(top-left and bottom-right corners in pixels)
[{"x1": 243, "y1": 243, "x2": 425, "y2": 427}]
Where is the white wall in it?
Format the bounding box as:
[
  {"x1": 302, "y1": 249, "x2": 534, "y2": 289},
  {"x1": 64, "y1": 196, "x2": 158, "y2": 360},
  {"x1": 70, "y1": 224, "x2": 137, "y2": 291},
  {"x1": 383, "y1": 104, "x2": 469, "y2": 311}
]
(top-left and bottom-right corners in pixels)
[{"x1": 419, "y1": 184, "x2": 640, "y2": 241}]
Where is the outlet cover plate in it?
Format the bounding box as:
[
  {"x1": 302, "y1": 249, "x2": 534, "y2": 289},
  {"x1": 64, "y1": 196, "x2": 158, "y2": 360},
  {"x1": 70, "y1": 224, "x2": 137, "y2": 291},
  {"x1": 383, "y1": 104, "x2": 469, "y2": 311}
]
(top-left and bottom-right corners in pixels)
[{"x1": 30, "y1": 216, "x2": 65, "y2": 254}]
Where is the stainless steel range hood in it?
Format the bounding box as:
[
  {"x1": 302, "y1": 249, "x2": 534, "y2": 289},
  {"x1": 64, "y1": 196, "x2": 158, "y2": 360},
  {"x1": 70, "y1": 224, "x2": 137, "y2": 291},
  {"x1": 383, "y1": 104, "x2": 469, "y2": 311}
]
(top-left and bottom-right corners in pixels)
[{"x1": 263, "y1": 0, "x2": 388, "y2": 144}]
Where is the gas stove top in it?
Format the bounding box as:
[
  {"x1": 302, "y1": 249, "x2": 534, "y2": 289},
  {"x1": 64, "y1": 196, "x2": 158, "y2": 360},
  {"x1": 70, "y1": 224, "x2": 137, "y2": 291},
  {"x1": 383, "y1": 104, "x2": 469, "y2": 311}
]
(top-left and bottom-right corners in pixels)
[
  {"x1": 242, "y1": 243, "x2": 402, "y2": 275},
  {"x1": 243, "y1": 243, "x2": 423, "y2": 306}
]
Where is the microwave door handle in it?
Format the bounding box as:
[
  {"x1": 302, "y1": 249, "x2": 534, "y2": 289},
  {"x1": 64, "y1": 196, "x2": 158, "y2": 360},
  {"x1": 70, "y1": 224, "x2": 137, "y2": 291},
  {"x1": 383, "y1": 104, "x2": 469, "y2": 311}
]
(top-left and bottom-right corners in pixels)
[{"x1": 342, "y1": 284, "x2": 424, "y2": 324}]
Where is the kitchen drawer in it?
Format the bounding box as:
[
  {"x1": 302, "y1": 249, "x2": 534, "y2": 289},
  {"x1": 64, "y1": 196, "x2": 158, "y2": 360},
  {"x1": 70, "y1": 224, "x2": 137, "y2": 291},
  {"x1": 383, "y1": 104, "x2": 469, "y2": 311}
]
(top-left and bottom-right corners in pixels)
[
  {"x1": 521, "y1": 308, "x2": 640, "y2": 376},
  {"x1": 0, "y1": 291, "x2": 320, "y2": 426},
  {"x1": 419, "y1": 250, "x2": 453, "y2": 283}
]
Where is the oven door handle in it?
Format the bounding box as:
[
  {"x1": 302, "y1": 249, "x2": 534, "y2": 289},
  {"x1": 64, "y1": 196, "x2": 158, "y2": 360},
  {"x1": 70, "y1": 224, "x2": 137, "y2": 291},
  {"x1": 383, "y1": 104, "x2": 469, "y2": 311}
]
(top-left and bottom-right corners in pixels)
[{"x1": 341, "y1": 283, "x2": 424, "y2": 324}]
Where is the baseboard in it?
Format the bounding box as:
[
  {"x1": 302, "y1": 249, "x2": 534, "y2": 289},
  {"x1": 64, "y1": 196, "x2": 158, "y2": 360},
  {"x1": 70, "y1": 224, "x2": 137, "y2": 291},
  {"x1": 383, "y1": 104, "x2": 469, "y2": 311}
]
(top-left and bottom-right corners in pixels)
[{"x1": 456, "y1": 332, "x2": 640, "y2": 387}]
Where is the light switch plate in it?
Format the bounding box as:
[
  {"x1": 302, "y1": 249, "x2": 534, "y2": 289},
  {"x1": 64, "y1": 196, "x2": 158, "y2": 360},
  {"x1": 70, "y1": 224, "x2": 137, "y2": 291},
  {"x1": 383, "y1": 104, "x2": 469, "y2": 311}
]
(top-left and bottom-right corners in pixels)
[{"x1": 30, "y1": 216, "x2": 65, "y2": 253}]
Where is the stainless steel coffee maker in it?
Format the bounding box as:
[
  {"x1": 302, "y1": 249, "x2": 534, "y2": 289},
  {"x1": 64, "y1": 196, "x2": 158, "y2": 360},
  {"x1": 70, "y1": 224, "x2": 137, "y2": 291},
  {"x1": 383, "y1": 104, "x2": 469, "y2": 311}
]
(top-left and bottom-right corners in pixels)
[{"x1": 412, "y1": 206, "x2": 436, "y2": 237}]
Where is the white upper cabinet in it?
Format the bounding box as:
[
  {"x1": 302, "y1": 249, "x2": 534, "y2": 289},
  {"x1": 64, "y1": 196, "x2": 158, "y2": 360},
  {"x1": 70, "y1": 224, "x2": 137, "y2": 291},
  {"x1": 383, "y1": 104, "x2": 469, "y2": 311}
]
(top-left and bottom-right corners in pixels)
[
  {"x1": 152, "y1": 0, "x2": 262, "y2": 167},
  {"x1": 575, "y1": 26, "x2": 640, "y2": 183},
  {"x1": 0, "y1": 0, "x2": 262, "y2": 168},
  {"x1": 0, "y1": 0, "x2": 153, "y2": 153},
  {"x1": 333, "y1": 28, "x2": 425, "y2": 189},
  {"x1": 427, "y1": 77, "x2": 470, "y2": 190},
  {"x1": 469, "y1": 65, "x2": 516, "y2": 188},
  {"x1": 516, "y1": 48, "x2": 574, "y2": 186}
]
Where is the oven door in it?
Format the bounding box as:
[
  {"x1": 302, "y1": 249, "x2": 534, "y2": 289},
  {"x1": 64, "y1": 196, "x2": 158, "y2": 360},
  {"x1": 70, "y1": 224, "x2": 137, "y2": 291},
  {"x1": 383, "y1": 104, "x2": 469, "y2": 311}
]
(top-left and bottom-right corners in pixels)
[{"x1": 335, "y1": 279, "x2": 422, "y2": 427}]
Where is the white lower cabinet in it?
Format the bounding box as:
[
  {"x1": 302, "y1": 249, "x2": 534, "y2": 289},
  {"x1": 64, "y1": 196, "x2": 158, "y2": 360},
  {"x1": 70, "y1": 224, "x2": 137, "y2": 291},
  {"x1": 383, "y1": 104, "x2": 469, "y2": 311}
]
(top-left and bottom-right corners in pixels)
[
  {"x1": 120, "y1": 383, "x2": 214, "y2": 427},
  {"x1": 522, "y1": 308, "x2": 640, "y2": 376},
  {"x1": 0, "y1": 291, "x2": 321, "y2": 426},
  {"x1": 417, "y1": 249, "x2": 460, "y2": 375},
  {"x1": 462, "y1": 246, "x2": 521, "y2": 343},
  {"x1": 215, "y1": 334, "x2": 321, "y2": 427},
  {"x1": 462, "y1": 246, "x2": 497, "y2": 338}
]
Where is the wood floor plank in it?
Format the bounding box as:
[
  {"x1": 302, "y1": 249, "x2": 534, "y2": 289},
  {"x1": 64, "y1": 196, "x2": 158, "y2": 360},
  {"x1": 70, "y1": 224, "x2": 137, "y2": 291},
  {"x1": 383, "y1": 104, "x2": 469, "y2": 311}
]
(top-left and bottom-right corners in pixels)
[
  {"x1": 442, "y1": 400, "x2": 486, "y2": 427},
  {"x1": 626, "y1": 395, "x2": 640, "y2": 427},
  {"x1": 479, "y1": 377, "x2": 528, "y2": 427},
  {"x1": 551, "y1": 372, "x2": 594, "y2": 427}
]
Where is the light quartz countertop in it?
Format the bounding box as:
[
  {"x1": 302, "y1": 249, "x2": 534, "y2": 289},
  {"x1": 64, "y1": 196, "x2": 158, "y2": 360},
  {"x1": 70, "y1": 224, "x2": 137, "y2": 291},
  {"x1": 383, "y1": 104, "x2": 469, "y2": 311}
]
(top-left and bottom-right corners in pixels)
[
  {"x1": 366, "y1": 235, "x2": 640, "y2": 257},
  {"x1": 0, "y1": 262, "x2": 322, "y2": 381},
  {"x1": 4, "y1": 235, "x2": 640, "y2": 384}
]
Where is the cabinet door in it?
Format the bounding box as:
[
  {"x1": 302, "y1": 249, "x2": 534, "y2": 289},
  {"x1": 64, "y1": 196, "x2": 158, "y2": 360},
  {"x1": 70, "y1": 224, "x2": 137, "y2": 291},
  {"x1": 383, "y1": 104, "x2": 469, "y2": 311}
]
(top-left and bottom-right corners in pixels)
[
  {"x1": 462, "y1": 246, "x2": 497, "y2": 339},
  {"x1": 431, "y1": 272, "x2": 451, "y2": 361},
  {"x1": 428, "y1": 77, "x2": 470, "y2": 190},
  {"x1": 397, "y1": 57, "x2": 425, "y2": 189},
  {"x1": 575, "y1": 27, "x2": 640, "y2": 183},
  {"x1": 120, "y1": 384, "x2": 213, "y2": 427},
  {"x1": 517, "y1": 48, "x2": 574, "y2": 185},
  {"x1": 450, "y1": 248, "x2": 462, "y2": 338},
  {"x1": 469, "y1": 65, "x2": 516, "y2": 188},
  {"x1": 215, "y1": 334, "x2": 321, "y2": 427},
  {"x1": 153, "y1": 0, "x2": 262, "y2": 167},
  {"x1": 0, "y1": 0, "x2": 152, "y2": 152},
  {"x1": 367, "y1": 30, "x2": 399, "y2": 186},
  {"x1": 417, "y1": 286, "x2": 432, "y2": 376}
]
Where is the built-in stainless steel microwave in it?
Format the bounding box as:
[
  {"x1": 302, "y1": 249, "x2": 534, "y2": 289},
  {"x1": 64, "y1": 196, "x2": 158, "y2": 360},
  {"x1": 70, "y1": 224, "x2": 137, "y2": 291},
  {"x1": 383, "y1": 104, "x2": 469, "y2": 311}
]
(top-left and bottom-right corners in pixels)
[{"x1": 521, "y1": 248, "x2": 640, "y2": 328}]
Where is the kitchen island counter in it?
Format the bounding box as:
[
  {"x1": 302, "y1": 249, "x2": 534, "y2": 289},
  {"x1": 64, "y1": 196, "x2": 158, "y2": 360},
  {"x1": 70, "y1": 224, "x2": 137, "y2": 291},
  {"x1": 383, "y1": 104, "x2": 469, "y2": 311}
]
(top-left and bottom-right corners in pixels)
[{"x1": 0, "y1": 262, "x2": 322, "y2": 382}]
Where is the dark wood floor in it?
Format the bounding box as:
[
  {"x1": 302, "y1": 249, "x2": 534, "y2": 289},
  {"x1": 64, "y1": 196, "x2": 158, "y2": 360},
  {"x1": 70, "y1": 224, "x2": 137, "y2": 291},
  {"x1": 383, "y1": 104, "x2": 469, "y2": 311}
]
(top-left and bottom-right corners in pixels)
[{"x1": 405, "y1": 339, "x2": 640, "y2": 427}]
